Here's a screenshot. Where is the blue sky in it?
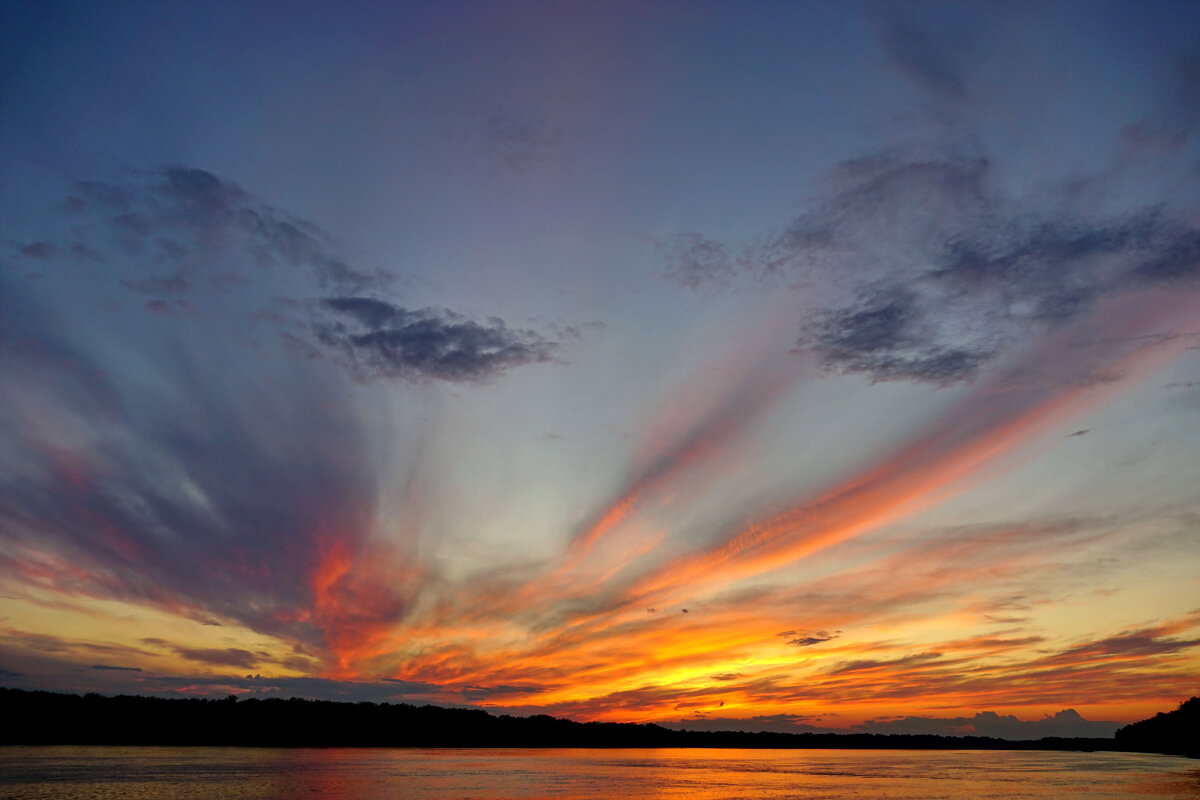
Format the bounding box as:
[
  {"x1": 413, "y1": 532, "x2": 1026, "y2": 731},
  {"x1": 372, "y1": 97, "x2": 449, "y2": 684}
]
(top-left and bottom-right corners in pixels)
[{"x1": 1, "y1": 0, "x2": 1198, "y2": 736}]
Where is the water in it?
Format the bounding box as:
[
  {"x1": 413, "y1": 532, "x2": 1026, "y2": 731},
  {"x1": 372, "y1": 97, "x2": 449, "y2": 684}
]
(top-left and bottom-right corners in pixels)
[{"x1": 0, "y1": 747, "x2": 1197, "y2": 799}]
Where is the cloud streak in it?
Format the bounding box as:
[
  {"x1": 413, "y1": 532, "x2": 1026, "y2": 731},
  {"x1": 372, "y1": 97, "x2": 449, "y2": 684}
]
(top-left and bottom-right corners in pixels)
[
  {"x1": 610, "y1": 290, "x2": 1198, "y2": 612},
  {"x1": 9, "y1": 165, "x2": 563, "y2": 385},
  {"x1": 318, "y1": 297, "x2": 557, "y2": 383},
  {"x1": 662, "y1": 18, "x2": 1200, "y2": 386},
  {"x1": 667, "y1": 155, "x2": 1200, "y2": 385}
]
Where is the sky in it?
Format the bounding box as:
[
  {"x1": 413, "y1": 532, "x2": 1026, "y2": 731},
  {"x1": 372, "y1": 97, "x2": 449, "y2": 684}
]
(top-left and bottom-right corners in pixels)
[{"x1": 1, "y1": 0, "x2": 1198, "y2": 739}]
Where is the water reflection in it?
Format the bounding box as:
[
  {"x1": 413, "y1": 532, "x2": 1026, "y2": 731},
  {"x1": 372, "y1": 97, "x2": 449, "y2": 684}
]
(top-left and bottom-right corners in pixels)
[{"x1": 0, "y1": 747, "x2": 1196, "y2": 799}]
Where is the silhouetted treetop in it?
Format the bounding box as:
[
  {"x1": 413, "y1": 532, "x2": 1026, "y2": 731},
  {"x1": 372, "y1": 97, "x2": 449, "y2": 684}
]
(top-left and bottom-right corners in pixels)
[{"x1": 1114, "y1": 696, "x2": 1198, "y2": 757}]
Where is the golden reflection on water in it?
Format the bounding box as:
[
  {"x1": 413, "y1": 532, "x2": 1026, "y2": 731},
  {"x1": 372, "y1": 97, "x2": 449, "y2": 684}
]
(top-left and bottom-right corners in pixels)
[{"x1": 0, "y1": 747, "x2": 1197, "y2": 800}]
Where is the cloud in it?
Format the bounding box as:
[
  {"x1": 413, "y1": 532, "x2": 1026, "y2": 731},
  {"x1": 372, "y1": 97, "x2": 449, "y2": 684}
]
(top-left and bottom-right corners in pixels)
[
  {"x1": 317, "y1": 297, "x2": 557, "y2": 383},
  {"x1": 478, "y1": 107, "x2": 564, "y2": 173},
  {"x1": 555, "y1": 319, "x2": 802, "y2": 572},
  {"x1": 779, "y1": 614, "x2": 1200, "y2": 716},
  {"x1": 1, "y1": 635, "x2": 453, "y2": 700},
  {"x1": 19, "y1": 164, "x2": 564, "y2": 385},
  {"x1": 663, "y1": 714, "x2": 824, "y2": 734},
  {"x1": 663, "y1": 707, "x2": 1118, "y2": 739},
  {"x1": 8, "y1": 219, "x2": 1183, "y2": 705},
  {"x1": 787, "y1": 630, "x2": 839, "y2": 647},
  {"x1": 852, "y1": 708, "x2": 1120, "y2": 739},
  {"x1": 657, "y1": 234, "x2": 738, "y2": 290},
  {"x1": 230, "y1": 675, "x2": 443, "y2": 702},
  {"x1": 602, "y1": 295, "x2": 1188, "y2": 613},
  {"x1": 800, "y1": 161, "x2": 1199, "y2": 383},
  {"x1": 0, "y1": 264, "x2": 408, "y2": 667},
  {"x1": 826, "y1": 651, "x2": 944, "y2": 676},
  {"x1": 939, "y1": 634, "x2": 1046, "y2": 653},
  {"x1": 1045, "y1": 625, "x2": 1200, "y2": 663},
  {"x1": 364, "y1": 533, "x2": 1197, "y2": 725},
  {"x1": 881, "y1": 17, "x2": 969, "y2": 99},
  {"x1": 144, "y1": 298, "x2": 197, "y2": 316},
  {"x1": 172, "y1": 647, "x2": 259, "y2": 669},
  {"x1": 76, "y1": 165, "x2": 391, "y2": 294},
  {"x1": 120, "y1": 274, "x2": 189, "y2": 294},
  {"x1": 662, "y1": 153, "x2": 1200, "y2": 385},
  {"x1": 18, "y1": 242, "x2": 56, "y2": 259},
  {"x1": 658, "y1": 15, "x2": 1200, "y2": 388},
  {"x1": 799, "y1": 283, "x2": 991, "y2": 385},
  {"x1": 0, "y1": 164, "x2": 565, "y2": 683},
  {"x1": 461, "y1": 683, "x2": 552, "y2": 702},
  {"x1": 405, "y1": 303, "x2": 1196, "y2": 707},
  {"x1": 105, "y1": 674, "x2": 447, "y2": 704}
]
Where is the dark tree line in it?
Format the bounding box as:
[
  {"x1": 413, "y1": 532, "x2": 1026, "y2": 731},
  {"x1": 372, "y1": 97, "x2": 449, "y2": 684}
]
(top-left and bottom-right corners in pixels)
[
  {"x1": 0, "y1": 687, "x2": 1190, "y2": 755},
  {"x1": 1114, "y1": 696, "x2": 1198, "y2": 757}
]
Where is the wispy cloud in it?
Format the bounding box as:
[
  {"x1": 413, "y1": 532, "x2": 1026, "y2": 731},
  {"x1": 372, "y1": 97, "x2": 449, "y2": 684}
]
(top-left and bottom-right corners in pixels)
[
  {"x1": 171, "y1": 647, "x2": 259, "y2": 670},
  {"x1": 7, "y1": 165, "x2": 564, "y2": 385},
  {"x1": 318, "y1": 297, "x2": 557, "y2": 383},
  {"x1": 608, "y1": 291, "x2": 1198, "y2": 613},
  {"x1": 665, "y1": 154, "x2": 1200, "y2": 385},
  {"x1": 659, "y1": 16, "x2": 1200, "y2": 387},
  {"x1": 787, "y1": 631, "x2": 840, "y2": 647},
  {"x1": 478, "y1": 107, "x2": 565, "y2": 173},
  {"x1": 880, "y1": 15, "x2": 970, "y2": 100}
]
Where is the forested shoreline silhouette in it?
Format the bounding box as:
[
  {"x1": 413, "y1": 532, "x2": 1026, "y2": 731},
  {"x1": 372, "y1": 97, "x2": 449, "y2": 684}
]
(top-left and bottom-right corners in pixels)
[
  {"x1": 1, "y1": 688, "x2": 1193, "y2": 756},
  {"x1": 1113, "y1": 696, "x2": 1198, "y2": 757}
]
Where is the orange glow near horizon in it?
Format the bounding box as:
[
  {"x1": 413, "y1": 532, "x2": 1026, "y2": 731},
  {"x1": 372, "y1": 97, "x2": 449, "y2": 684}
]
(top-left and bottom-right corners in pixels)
[
  {"x1": 3, "y1": 291, "x2": 1199, "y2": 731},
  {"x1": 357, "y1": 291, "x2": 1200, "y2": 726}
]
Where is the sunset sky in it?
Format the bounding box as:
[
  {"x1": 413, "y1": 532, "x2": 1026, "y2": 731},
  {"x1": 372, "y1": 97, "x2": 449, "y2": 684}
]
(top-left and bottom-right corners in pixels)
[{"x1": 1, "y1": 0, "x2": 1198, "y2": 738}]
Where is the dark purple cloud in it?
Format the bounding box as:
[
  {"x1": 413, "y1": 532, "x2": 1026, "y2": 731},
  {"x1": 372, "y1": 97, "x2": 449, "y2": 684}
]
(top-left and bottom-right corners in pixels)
[
  {"x1": 826, "y1": 651, "x2": 944, "y2": 676},
  {"x1": 880, "y1": 17, "x2": 970, "y2": 99},
  {"x1": 660, "y1": 20, "x2": 1200, "y2": 386},
  {"x1": 664, "y1": 714, "x2": 832, "y2": 735},
  {"x1": 666, "y1": 707, "x2": 1122, "y2": 739},
  {"x1": 787, "y1": 630, "x2": 840, "y2": 647},
  {"x1": 172, "y1": 648, "x2": 259, "y2": 670},
  {"x1": 18, "y1": 242, "x2": 56, "y2": 259},
  {"x1": 461, "y1": 683, "x2": 554, "y2": 702},
  {"x1": 0, "y1": 264, "x2": 384, "y2": 659},
  {"x1": 318, "y1": 297, "x2": 557, "y2": 383},
  {"x1": 852, "y1": 708, "x2": 1120, "y2": 739},
  {"x1": 479, "y1": 107, "x2": 564, "y2": 173},
  {"x1": 656, "y1": 234, "x2": 737, "y2": 290},
  {"x1": 121, "y1": 274, "x2": 190, "y2": 294},
  {"x1": 24, "y1": 165, "x2": 564, "y2": 384},
  {"x1": 72, "y1": 165, "x2": 392, "y2": 295},
  {"x1": 0, "y1": 162, "x2": 576, "y2": 679},
  {"x1": 665, "y1": 153, "x2": 1200, "y2": 385}
]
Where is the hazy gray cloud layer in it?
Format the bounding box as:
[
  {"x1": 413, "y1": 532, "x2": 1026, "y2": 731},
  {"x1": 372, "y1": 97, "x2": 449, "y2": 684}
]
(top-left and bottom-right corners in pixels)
[
  {"x1": 662, "y1": 24, "x2": 1200, "y2": 385},
  {"x1": 664, "y1": 153, "x2": 1200, "y2": 384},
  {"x1": 664, "y1": 708, "x2": 1121, "y2": 740},
  {"x1": 10, "y1": 165, "x2": 561, "y2": 385}
]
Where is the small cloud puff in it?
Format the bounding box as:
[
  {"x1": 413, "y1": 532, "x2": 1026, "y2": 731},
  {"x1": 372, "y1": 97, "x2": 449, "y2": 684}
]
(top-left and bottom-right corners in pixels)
[{"x1": 317, "y1": 297, "x2": 558, "y2": 383}]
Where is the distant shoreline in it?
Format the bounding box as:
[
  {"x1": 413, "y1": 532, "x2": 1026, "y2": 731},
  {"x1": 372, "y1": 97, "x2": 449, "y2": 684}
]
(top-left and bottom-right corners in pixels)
[{"x1": 2, "y1": 688, "x2": 1194, "y2": 758}]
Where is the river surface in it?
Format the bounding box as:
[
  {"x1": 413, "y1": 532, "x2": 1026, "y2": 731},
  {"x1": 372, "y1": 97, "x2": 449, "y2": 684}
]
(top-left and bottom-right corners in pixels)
[{"x1": 1, "y1": 746, "x2": 1197, "y2": 799}]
